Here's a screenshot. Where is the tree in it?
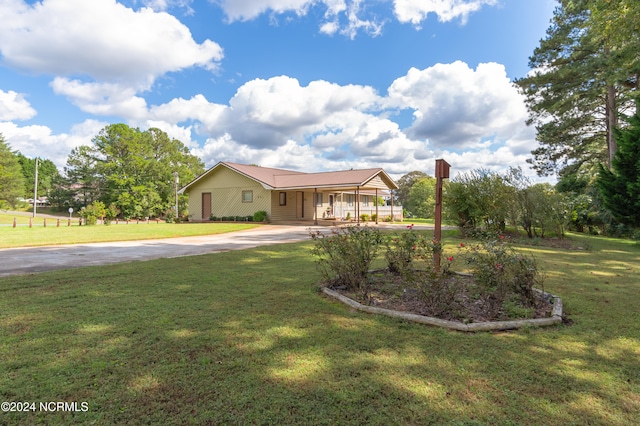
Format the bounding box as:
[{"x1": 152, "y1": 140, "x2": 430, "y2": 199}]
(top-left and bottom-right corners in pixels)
[
  {"x1": 62, "y1": 124, "x2": 205, "y2": 219},
  {"x1": 395, "y1": 171, "x2": 428, "y2": 207},
  {"x1": 597, "y1": 113, "x2": 640, "y2": 227},
  {"x1": 405, "y1": 176, "x2": 436, "y2": 218},
  {"x1": 62, "y1": 145, "x2": 102, "y2": 207},
  {"x1": 16, "y1": 154, "x2": 60, "y2": 199},
  {"x1": 515, "y1": 0, "x2": 638, "y2": 177},
  {"x1": 0, "y1": 134, "x2": 26, "y2": 208},
  {"x1": 444, "y1": 169, "x2": 514, "y2": 231}
]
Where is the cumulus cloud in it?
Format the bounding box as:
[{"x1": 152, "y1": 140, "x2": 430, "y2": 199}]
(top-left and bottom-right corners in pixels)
[
  {"x1": 0, "y1": 0, "x2": 223, "y2": 84},
  {"x1": 388, "y1": 61, "x2": 529, "y2": 149},
  {"x1": 393, "y1": 0, "x2": 498, "y2": 26},
  {"x1": 0, "y1": 119, "x2": 107, "y2": 168},
  {"x1": 215, "y1": 0, "x2": 496, "y2": 37},
  {"x1": 0, "y1": 90, "x2": 37, "y2": 121},
  {"x1": 50, "y1": 78, "x2": 150, "y2": 119}
]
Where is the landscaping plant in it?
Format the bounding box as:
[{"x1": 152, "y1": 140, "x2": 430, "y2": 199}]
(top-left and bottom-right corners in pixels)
[
  {"x1": 310, "y1": 225, "x2": 384, "y2": 301},
  {"x1": 461, "y1": 236, "x2": 544, "y2": 319}
]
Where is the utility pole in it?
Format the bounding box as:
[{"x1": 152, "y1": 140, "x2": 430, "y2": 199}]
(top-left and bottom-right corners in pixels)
[
  {"x1": 173, "y1": 171, "x2": 179, "y2": 218},
  {"x1": 33, "y1": 158, "x2": 39, "y2": 218}
]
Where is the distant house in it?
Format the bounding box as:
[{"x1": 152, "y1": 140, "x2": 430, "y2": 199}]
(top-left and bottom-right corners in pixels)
[{"x1": 178, "y1": 162, "x2": 402, "y2": 224}]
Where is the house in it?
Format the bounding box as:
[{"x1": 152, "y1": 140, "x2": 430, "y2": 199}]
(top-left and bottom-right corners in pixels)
[{"x1": 178, "y1": 162, "x2": 402, "y2": 224}]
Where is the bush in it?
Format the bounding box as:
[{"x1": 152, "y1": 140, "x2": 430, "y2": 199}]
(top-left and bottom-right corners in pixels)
[
  {"x1": 360, "y1": 213, "x2": 369, "y2": 222},
  {"x1": 461, "y1": 237, "x2": 543, "y2": 318},
  {"x1": 371, "y1": 213, "x2": 378, "y2": 222},
  {"x1": 79, "y1": 201, "x2": 106, "y2": 226},
  {"x1": 310, "y1": 226, "x2": 384, "y2": 301},
  {"x1": 253, "y1": 210, "x2": 268, "y2": 222},
  {"x1": 384, "y1": 228, "x2": 457, "y2": 316}
]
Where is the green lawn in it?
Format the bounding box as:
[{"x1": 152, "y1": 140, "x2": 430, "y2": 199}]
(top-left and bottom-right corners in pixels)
[
  {"x1": 0, "y1": 221, "x2": 260, "y2": 249},
  {"x1": 1, "y1": 232, "x2": 639, "y2": 424}
]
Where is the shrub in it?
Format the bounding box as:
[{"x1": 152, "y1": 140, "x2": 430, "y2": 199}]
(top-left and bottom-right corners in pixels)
[
  {"x1": 462, "y1": 237, "x2": 543, "y2": 318},
  {"x1": 360, "y1": 213, "x2": 369, "y2": 222},
  {"x1": 384, "y1": 228, "x2": 431, "y2": 275},
  {"x1": 371, "y1": 213, "x2": 378, "y2": 222},
  {"x1": 79, "y1": 201, "x2": 106, "y2": 226},
  {"x1": 384, "y1": 228, "x2": 458, "y2": 316},
  {"x1": 253, "y1": 210, "x2": 268, "y2": 222},
  {"x1": 310, "y1": 226, "x2": 384, "y2": 301}
]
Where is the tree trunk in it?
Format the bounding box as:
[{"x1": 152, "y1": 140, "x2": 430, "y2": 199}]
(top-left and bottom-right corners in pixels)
[{"x1": 606, "y1": 83, "x2": 618, "y2": 167}]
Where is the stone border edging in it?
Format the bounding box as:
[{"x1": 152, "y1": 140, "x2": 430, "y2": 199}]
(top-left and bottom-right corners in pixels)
[{"x1": 322, "y1": 287, "x2": 563, "y2": 332}]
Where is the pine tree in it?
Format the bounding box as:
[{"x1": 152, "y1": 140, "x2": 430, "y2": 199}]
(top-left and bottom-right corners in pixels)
[
  {"x1": 515, "y1": 0, "x2": 637, "y2": 176},
  {"x1": 597, "y1": 114, "x2": 640, "y2": 227}
]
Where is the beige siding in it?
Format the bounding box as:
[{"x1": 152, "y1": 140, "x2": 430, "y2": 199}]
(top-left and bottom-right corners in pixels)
[
  {"x1": 365, "y1": 175, "x2": 390, "y2": 189},
  {"x1": 270, "y1": 190, "x2": 297, "y2": 222},
  {"x1": 186, "y1": 166, "x2": 271, "y2": 221}
]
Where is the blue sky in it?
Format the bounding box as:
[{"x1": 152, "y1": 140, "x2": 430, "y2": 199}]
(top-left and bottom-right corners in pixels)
[{"x1": 0, "y1": 0, "x2": 556, "y2": 180}]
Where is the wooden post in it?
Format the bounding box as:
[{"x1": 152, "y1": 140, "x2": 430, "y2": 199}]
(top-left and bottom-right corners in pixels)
[
  {"x1": 314, "y1": 188, "x2": 318, "y2": 225},
  {"x1": 375, "y1": 189, "x2": 379, "y2": 224},
  {"x1": 29, "y1": 217, "x2": 32, "y2": 228},
  {"x1": 57, "y1": 218, "x2": 60, "y2": 227},
  {"x1": 434, "y1": 159, "x2": 451, "y2": 271},
  {"x1": 13, "y1": 217, "x2": 16, "y2": 228},
  {"x1": 68, "y1": 218, "x2": 71, "y2": 227}
]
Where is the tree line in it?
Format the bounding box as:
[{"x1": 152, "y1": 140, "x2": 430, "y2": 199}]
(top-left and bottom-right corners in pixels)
[
  {"x1": 395, "y1": 0, "x2": 640, "y2": 238},
  {"x1": 0, "y1": 124, "x2": 204, "y2": 221}
]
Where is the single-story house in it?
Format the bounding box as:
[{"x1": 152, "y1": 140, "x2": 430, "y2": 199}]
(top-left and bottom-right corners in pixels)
[{"x1": 178, "y1": 162, "x2": 402, "y2": 224}]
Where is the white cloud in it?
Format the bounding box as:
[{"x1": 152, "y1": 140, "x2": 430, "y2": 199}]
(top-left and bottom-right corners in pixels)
[
  {"x1": 387, "y1": 61, "x2": 529, "y2": 149},
  {"x1": 0, "y1": 119, "x2": 107, "y2": 168},
  {"x1": 0, "y1": 0, "x2": 223, "y2": 84},
  {"x1": 0, "y1": 90, "x2": 37, "y2": 121},
  {"x1": 215, "y1": 0, "x2": 496, "y2": 36},
  {"x1": 50, "y1": 78, "x2": 150, "y2": 119},
  {"x1": 216, "y1": 0, "x2": 383, "y2": 38},
  {"x1": 215, "y1": 0, "x2": 315, "y2": 22},
  {"x1": 393, "y1": 0, "x2": 498, "y2": 26}
]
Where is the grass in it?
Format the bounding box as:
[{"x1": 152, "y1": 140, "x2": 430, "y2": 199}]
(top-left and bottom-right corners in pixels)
[
  {"x1": 1, "y1": 232, "x2": 639, "y2": 424},
  {"x1": 0, "y1": 221, "x2": 260, "y2": 249}
]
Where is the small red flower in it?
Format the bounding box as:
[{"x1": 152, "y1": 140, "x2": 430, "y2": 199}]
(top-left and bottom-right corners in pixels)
[
  {"x1": 496, "y1": 263, "x2": 503, "y2": 269},
  {"x1": 459, "y1": 243, "x2": 465, "y2": 247},
  {"x1": 447, "y1": 256, "x2": 454, "y2": 262}
]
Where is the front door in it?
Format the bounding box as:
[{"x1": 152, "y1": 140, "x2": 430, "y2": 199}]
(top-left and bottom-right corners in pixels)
[
  {"x1": 296, "y1": 191, "x2": 304, "y2": 219},
  {"x1": 202, "y1": 192, "x2": 211, "y2": 220}
]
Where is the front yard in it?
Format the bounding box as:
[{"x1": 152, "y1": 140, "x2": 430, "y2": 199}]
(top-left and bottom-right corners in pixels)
[{"x1": 0, "y1": 232, "x2": 638, "y2": 424}]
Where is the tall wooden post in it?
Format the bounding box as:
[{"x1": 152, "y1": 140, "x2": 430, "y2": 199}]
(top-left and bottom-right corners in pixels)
[{"x1": 434, "y1": 159, "x2": 451, "y2": 271}]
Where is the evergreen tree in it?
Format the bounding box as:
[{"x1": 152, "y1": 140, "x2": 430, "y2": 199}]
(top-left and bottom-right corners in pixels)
[
  {"x1": 16, "y1": 154, "x2": 60, "y2": 199},
  {"x1": 597, "y1": 113, "x2": 640, "y2": 227},
  {"x1": 515, "y1": 0, "x2": 637, "y2": 176},
  {"x1": 0, "y1": 134, "x2": 26, "y2": 208}
]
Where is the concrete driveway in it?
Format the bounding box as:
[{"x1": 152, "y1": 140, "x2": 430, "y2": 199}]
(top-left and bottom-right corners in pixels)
[{"x1": 0, "y1": 223, "x2": 437, "y2": 277}]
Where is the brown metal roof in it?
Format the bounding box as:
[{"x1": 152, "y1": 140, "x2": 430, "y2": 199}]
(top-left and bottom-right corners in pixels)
[{"x1": 180, "y1": 161, "x2": 398, "y2": 193}]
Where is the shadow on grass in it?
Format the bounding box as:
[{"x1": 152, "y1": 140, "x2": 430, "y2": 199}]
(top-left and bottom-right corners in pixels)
[{"x1": 1, "y1": 238, "x2": 639, "y2": 424}]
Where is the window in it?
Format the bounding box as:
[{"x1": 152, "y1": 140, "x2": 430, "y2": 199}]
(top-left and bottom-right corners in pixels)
[
  {"x1": 314, "y1": 193, "x2": 323, "y2": 206},
  {"x1": 347, "y1": 194, "x2": 354, "y2": 207},
  {"x1": 279, "y1": 192, "x2": 287, "y2": 206},
  {"x1": 242, "y1": 190, "x2": 253, "y2": 203},
  {"x1": 362, "y1": 195, "x2": 369, "y2": 206}
]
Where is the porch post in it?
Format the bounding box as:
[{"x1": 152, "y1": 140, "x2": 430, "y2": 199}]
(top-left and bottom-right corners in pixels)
[
  {"x1": 391, "y1": 193, "x2": 394, "y2": 222},
  {"x1": 375, "y1": 189, "x2": 379, "y2": 224},
  {"x1": 314, "y1": 188, "x2": 318, "y2": 225},
  {"x1": 356, "y1": 186, "x2": 360, "y2": 224}
]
